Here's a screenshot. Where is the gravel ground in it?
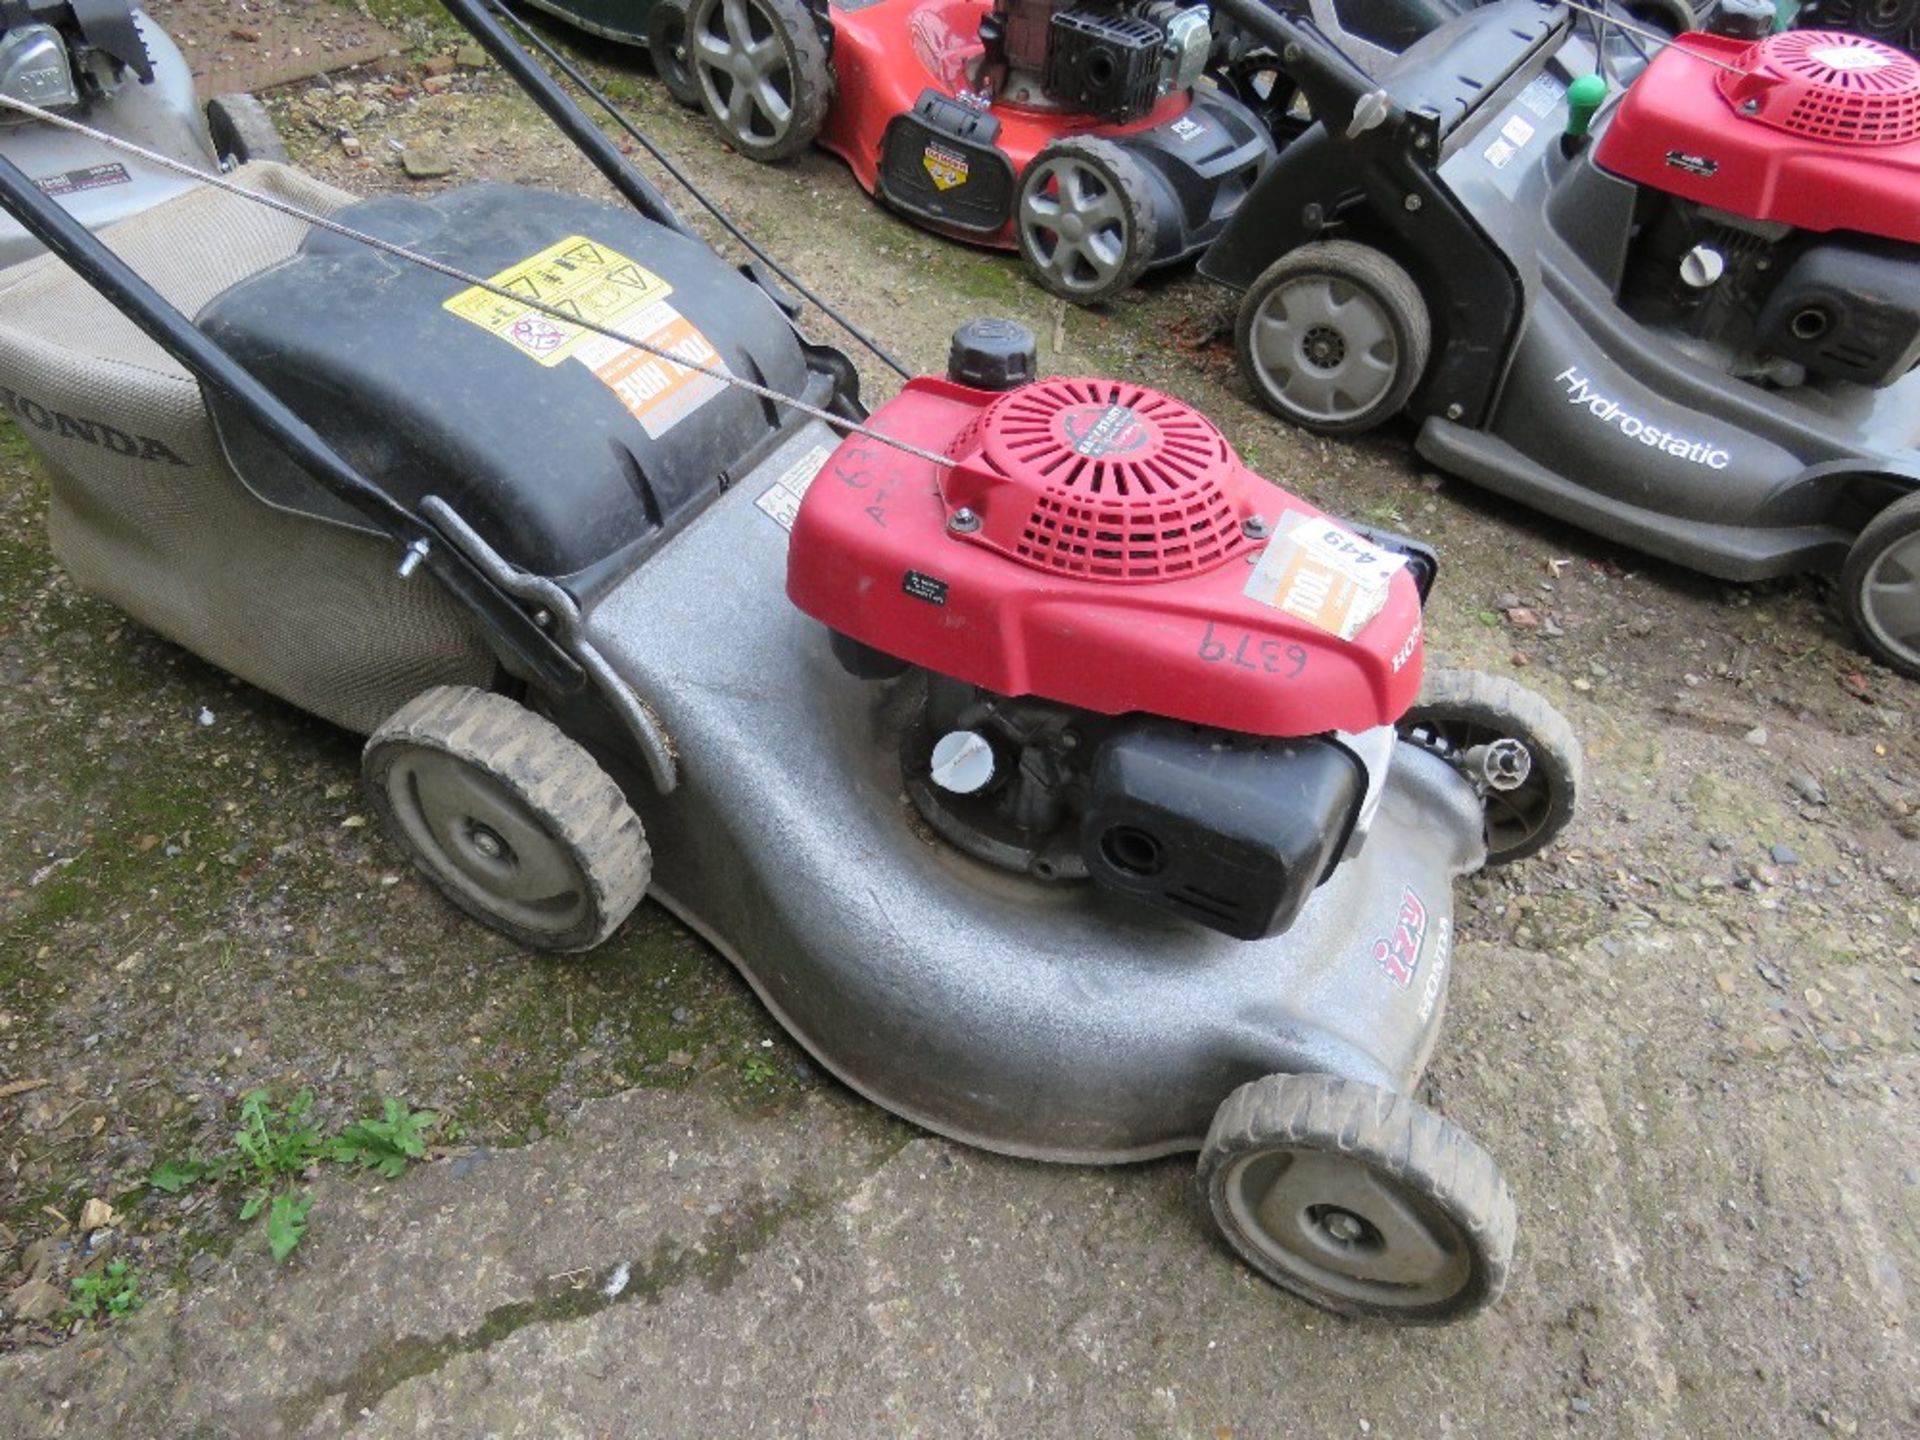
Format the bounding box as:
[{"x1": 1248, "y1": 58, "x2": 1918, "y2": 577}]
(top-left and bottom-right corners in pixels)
[{"x1": 1, "y1": 1, "x2": 1916, "y2": 1435}]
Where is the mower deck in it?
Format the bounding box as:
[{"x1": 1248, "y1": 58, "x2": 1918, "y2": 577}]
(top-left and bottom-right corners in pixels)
[{"x1": 580, "y1": 461, "x2": 1486, "y2": 1162}]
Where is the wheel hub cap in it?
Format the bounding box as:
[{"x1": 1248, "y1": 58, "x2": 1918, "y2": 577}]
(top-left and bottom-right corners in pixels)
[
  {"x1": 1020, "y1": 158, "x2": 1129, "y2": 293},
  {"x1": 1248, "y1": 275, "x2": 1400, "y2": 424},
  {"x1": 1859, "y1": 529, "x2": 1920, "y2": 666},
  {"x1": 383, "y1": 749, "x2": 593, "y2": 935},
  {"x1": 694, "y1": 0, "x2": 794, "y2": 143},
  {"x1": 1224, "y1": 1149, "x2": 1472, "y2": 1308}
]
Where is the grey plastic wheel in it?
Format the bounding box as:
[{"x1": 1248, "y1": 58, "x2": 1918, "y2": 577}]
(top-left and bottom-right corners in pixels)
[
  {"x1": 1199, "y1": 1073, "x2": 1516, "y2": 1323},
  {"x1": 1399, "y1": 668, "x2": 1581, "y2": 864},
  {"x1": 364, "y1": 687, "x2": 651, "y2": 952},
  {"x1": 648, "y1": 0, "x2": 704, "y2": 110},
  {"x1": 1236, "y1": 240, "x2": 1430, "y2": 436},
  {"x1": 1015, "y1": 137, "x2": 1157, "y2": 305},
  {"x1": 688, "y1": 0, "x2": 830, "y2": 162},
  {"x1": 206, "y1": 93, "x2": 286, "y2": 167},
  {"x1": 1842, "y1": 489, "x2": 1920, "y2": 680}
]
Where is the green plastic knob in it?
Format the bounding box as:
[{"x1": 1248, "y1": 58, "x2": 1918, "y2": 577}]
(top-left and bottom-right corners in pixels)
[{"x1": 1565, "y1": 74, "x2": 1609, "y2": 140}]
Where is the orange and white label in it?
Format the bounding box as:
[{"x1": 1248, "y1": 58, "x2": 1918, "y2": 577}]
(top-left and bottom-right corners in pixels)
[
  {"x1": 442, "y1": 236, "x2": 731, "y2": 438},
  {"x1": 1243, "y1": 510, "x2": 1405, "y2": 640},
  {"x1": 570, "y1": 303, "x2": 730, "y2": 438}
]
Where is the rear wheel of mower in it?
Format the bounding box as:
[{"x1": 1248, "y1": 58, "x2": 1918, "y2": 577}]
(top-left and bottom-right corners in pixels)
[
  {"x1": 364, "y1": 687, "x2": 651, "y2": 953},
  {"x1": 648, "y1": 0, "x2": 704, "y2": 110},
  {"x1": 1199, "y1": 1073, "x2": 1516, "y2": 1323},
  {"x1": 1236, "y1": 240, "x2": 1430, "y2": 435},
  {"x1": 206, "y1": 93, "x2": 286, "y2": 167},
  {"x1": 688, "y1": 0, "x2": 830, "y2": 162},
  {"x1": 1842, "y1": 489, "x2": 1920, "y2": 681},
  {"x1": 1399, "y1": 668, "x2": 1581, "y2": 865},
  {"x1": 1015, "y1": 138, "x2": 1157, "y2": 306}
]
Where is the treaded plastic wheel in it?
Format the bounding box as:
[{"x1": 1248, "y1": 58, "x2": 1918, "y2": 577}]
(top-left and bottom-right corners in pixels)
[
  {"x1": 688, "y1": 0, "x2": 830, "y2": 162},
  {"x1": 206, "y1": 93, "x2": 286, "y2": 167},
  {"x1": 1015, "y1": 137, "x2": 1157, "y2": 305},
  {"x1": 1199, "y1": 1073, "x2": 1516, "y2": 1323},
  {"x1": 1399, "y1": 668, "x2": 1581, "y2": 864},
  {"x1": 364, "y1": 687, "x2": 651, "y2": 952},
  {"x1": 1842, "y1": 488, "x2": 1920, "y2": 680},
  {"x1": 1794, "y1": 0, "x2": 1917, "y2": 52},
  {"x1": 1236, "y1": 240, "x2": 1430, "y2": 436},
  {"x1": 648, "y1": 0, "x2": 704, "y2": 110}
]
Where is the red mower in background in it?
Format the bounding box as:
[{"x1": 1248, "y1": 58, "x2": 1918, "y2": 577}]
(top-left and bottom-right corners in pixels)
[{"x1": 682, "y1": 0, "x2": 1275, "y2": 301}]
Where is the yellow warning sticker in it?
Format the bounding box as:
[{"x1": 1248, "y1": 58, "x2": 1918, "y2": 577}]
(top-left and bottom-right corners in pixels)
[
  {"x1": 444, "y1": 235, "x2": 732, "y2": 439},
  {"x1": 923, "y1": 143, "x2": 969, "y2": 191},
  {"x1": 442, "y1": 235, "x2": 675, "y2": 367}
]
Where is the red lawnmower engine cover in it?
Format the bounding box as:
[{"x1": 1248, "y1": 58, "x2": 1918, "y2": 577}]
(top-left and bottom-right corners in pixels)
[
  {"x1": 786, "y1": 376, "x2": 1426, "y2": 738},
  {"x1": 1593, "y1": 30, "x2": 1920, "y2": 244}
]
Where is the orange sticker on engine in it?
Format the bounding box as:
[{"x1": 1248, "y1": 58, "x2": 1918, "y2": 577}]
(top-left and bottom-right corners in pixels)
[{"x1": 1243, "y1": 511, "x2": 1405, "y2": 640}]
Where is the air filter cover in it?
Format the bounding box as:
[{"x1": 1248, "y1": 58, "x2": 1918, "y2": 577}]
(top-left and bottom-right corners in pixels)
[
  {"x1": 946, "y1": 378, "x2": 1255, "y2": 582},
  {"x1": 1718, "y1": 31, "x2": 1920, "y2": 146}
]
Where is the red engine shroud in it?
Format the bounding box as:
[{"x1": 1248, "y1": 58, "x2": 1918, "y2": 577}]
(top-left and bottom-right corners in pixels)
[
  {"x1": 1593, "y1": 30, "x2": 1920, "y2": 244},
  {"x1": 785, "y1": 377, "x2": 1426, "y2": 739},
  {"x1": 818, "y1": 0, "x2": 1193, "y2": 250}
]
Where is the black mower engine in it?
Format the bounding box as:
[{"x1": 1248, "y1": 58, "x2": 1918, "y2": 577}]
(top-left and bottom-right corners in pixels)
[
  {"x1": 895, "y1": 674, "x2": 1379, "y2": 941},
  {"x1": 981, "y1": 0, "x2": 1213, "y2": 121},
  {"x1": 0, "y1": 0, "x2": 152, "y2": 121},
  {"x1": 1616, "y1": 204, "x2": 1919, "y2": 389}
]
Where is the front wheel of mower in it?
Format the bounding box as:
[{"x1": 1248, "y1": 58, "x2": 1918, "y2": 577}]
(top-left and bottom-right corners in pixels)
[
  {"x1": 1399, "y1": 668, "x2": 1581, "y2": 864},
  {"x1": 1842, "y1": 488, "x2": 1920, "y2": 681},
  {"x1": 647, "y1": 0, "x2": 704, "y2": 110},
  {"x1": 1015, "y1": 137, "x2": 1158, "y2": 306},
  {"x1": 364, "y1": 687, "x2": 651, "y2": 952},
  {"x1": 1236, "y1": 240, "x2": 1430, "y2": 436},
  {"x1": 1199, "y1": 1073, "x2": 1516, "y2": 1323},
  {"x1": 206, "y1": 93, "x2": 286, "y2": 167},
  {"x1": 688, "y1": 0, "x2": 831, "y2": 162}
]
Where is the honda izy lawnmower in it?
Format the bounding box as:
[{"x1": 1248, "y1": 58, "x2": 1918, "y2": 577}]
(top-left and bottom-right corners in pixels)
[
  {"x1": 676, "y1": 0, "x2": 1274, "y2": 301},
  {"x1": 0, "y1": 0, "x2": 281, "y2": 267},
  {"x1": 1199, "y1": 0, "x2": 1920, "y2": 677},
  {"x1": 0, "y1": 0, "x2": 1580, "y2": 1321}
]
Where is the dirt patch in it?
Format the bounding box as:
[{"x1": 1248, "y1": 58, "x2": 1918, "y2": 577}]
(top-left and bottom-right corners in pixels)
[{"x1": 144, "y1": 0, "x2": 401, "y2": 96}]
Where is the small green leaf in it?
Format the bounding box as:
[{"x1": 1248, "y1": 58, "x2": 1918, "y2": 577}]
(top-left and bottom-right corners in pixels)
[
  {"x1": 150, "y1": 1157, "x2": 209, "y2": 1194},
  {"x1": 67, "y1": 1260, "x2": 140, "y2": 1322},
  {"x1": 1477, "y1": 610, "x2": 1501, "y2": 627},
  {"x1": 329, "y1": 1100, "x2": 437, "y2": 1179},
  {"x1": 239, "y1": 1190, "x2": 266, "y2": 1222},
  {"x1": 266, "y1": 1191, "x2": 313, "y2": 1262}
]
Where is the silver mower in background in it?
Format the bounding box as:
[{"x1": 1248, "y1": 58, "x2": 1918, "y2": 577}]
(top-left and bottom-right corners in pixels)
[{"x1": 0, "y1": 0, "x2": 280, "y2": 268}]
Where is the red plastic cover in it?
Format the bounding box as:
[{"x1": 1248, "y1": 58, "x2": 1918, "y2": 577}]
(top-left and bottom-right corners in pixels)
[
  {"x1": 817, "y1": 0, "x2": 1192, "y2": 249},
  {"x1": 1593, "y1": 31, "x2": 1920, "y2": 243},
  {"x1": 786, "y1": 377, "x2": 1427, "y2": 739}
]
